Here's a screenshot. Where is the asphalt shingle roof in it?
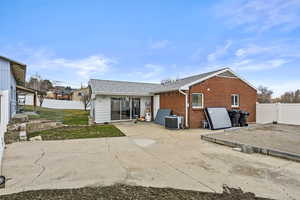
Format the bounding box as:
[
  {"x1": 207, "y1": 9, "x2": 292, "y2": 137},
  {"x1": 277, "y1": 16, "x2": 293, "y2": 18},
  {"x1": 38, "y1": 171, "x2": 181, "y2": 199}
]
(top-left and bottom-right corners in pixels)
[
  {"x1": 89, "y1": 68, "x2": 228, "y2": 95},
  {"x1": 89, "y1": 79, "x2": 162, "y2": 95}
]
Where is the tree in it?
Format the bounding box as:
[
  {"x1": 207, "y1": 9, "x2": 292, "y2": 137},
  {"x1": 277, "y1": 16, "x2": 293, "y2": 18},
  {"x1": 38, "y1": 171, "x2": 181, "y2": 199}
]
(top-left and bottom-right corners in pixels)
[
  {"x1": 280, "y1": 89, "x2": 300, "y2": 103},
  {"x1": 80, "y1": 88, "x2": 91, "y2": 111},
  {"x1": 27, "y1": 75, "x2": 53, "y2": 106},
  {"x1": 38, "y1": 91, "x2": 47, "y2": 107},
  {"x1": 257, "y1": 86, "x2": 273, "y2": 103}
]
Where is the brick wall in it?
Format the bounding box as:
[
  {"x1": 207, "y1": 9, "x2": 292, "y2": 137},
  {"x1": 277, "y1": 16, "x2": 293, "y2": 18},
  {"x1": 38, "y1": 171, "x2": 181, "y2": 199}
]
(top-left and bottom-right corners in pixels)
[
  {"x1": 159, "y1": 91, "x2": 185, "y2": 117},
  {"x1": 158, "y1": 76, "x2": 257, "y2": 129},
  {"x1": 188, "y1": 76, "x2": 257, "y2": 128}
]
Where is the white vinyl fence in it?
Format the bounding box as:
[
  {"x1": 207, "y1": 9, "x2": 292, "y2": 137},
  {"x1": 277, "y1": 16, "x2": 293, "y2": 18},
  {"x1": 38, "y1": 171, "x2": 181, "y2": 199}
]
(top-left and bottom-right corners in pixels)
[
  {"x1": 25, "y1": 94, "x2": 88, "y2": 110},
  {"x1": 0, "y1": 90, "x2": 9, "y2": 169},
  {"x1": 256, "y1": 103, "x2": 300, "y2": 125}
]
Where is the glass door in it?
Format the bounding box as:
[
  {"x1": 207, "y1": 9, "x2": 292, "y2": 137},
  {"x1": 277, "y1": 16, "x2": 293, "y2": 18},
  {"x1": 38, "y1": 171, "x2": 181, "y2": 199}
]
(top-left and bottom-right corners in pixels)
[
  {"x1": 111, "y1": 98, "x2": 121, "y2": 120},
  {"x1": 121, "y1": 97, "x2": 131, "y2": 120},
  {"x1": 131, "y1": 98, "x2": 140, "y2": 119}
]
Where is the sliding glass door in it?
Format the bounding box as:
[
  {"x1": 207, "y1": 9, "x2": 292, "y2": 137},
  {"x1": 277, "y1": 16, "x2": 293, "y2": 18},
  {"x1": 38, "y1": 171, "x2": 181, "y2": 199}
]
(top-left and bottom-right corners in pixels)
[
  {"x1": 111, "y1": 97, "x2": 141, "y2": 121},
  {"x1": 131, "y1": 98, "x2": 140, "y2": 119},
  {"x1": 121, "y1": 97, "x2": 130, "y2": 119},
  {"x1": 111, "y1": 98, "x2": 121, "y2": 120}
]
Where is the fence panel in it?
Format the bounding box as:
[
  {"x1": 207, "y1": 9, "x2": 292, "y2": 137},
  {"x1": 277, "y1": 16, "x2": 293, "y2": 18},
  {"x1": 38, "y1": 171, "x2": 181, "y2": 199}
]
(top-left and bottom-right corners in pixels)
[
  {"x1": 25, "y1": 95, "x2": 88, "y2": 110},
  {"x1": 256, "y1": 103, "x2": 300, "y2": 125},
  {"x1": 279, "y1": 104, "x2": 300, "y2": 125}
]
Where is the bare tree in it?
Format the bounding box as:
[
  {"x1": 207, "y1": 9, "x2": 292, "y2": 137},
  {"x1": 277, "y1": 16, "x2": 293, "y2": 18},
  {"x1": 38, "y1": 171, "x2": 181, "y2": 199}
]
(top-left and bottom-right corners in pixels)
[
  {"x1": 38, "y1": 91, "x2": 47, "y2": 107},
  {"x1": 257, "y1": 86, "x2": 273, "y2": 103},
  {"x1": 280, "y1": 89, "x2": 300, "y2": 103},
  {"x1": 27, "y1": 75, "x2": 53, "y2": 107},
  {"x1": 80, "y1": 88, "x2": 91, "y2": 111}
]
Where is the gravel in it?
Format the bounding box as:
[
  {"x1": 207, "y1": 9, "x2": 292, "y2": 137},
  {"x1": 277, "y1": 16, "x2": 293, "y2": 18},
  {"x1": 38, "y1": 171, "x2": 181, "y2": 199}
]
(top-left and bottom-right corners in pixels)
[{"x1": 1, "y1": 184, "x2": 274, "y2": 200}]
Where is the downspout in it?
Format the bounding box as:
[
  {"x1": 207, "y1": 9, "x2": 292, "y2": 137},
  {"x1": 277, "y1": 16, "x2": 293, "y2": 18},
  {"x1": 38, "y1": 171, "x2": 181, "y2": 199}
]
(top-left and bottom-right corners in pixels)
[{"x1": 179, "y1": 88, "x2": 189, "y2": 128}]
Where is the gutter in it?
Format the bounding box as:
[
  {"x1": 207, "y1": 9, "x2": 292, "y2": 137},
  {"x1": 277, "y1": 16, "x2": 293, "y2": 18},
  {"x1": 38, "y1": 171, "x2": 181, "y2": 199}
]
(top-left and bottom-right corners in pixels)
[{"x1": 179, "y1": 88, "x2": 189, "y2": 128}]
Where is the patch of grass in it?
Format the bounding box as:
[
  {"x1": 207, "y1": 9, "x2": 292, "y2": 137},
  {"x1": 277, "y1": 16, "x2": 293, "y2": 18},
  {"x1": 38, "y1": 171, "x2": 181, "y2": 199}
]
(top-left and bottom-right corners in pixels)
[
  {"x1": 27, "y1": 125, "x2": 125, "y2": 140},
  {"x1": 24, "y1": 106, "x2": 89, "y2": 125}
]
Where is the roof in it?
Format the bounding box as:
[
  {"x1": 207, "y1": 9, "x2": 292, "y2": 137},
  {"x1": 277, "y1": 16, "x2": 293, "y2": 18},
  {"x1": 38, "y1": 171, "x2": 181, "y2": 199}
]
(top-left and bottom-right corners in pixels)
[
  {"x1": 153, "y1": 68, "x2": 229, "y2": 93},
  {"x1": 89, "y1": 79, "x2": 162, "y2": 96},
  {"x1": 0, "y1": 55, "x2": 27, "y2": 86},
  {"x1": 89, "y1": 67, "x2": 256, "y2": 95},
  {"x1": 0, "y1": 55, "x2": 26, "y2": 67}
]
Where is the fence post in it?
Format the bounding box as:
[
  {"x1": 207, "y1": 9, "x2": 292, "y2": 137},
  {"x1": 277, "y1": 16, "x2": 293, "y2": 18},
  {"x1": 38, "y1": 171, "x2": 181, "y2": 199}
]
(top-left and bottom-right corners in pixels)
[{"x1": 276, "y1": 103, "x2": 281, "y2": 123}]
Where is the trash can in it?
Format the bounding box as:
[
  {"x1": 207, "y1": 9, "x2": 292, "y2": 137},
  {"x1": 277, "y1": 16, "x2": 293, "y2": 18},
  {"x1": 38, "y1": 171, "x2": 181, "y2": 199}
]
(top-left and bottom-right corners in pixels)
[
  {"x1": 228, "y1": 110, "x2": 240, "y2": 127},
  {"x1": 239, "y1": 111, "x2": 250, "y2": 127}
]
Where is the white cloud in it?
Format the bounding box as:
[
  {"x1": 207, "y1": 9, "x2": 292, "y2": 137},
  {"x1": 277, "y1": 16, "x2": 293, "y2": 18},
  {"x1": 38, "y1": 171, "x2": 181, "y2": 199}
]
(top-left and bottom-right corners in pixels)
[
  {"x1": 150, "y1": 40, "x2": 170, "y2": 49},
  {"x1": 230, "y1": 59, "x2": 289, "y2": 71},
  {"x1": 217, "y1": 0, "x2": 300, "y2": 32},
  {"x1": 142, "y1": 64, "x2": 164, "y2": 79},
  {"x1": 0, "y1": 45, "x2": 116, "y2": 83},
  {"x1": 125, "y1": 63, "x2": 166, "y2": 83},
  {"x1": 207, "y1": 40, "x2": 232, "y2": 62},
  {"x1": 48, "y1": 55, "x2": 115, "y2": 80},
  {"x1": 235, "y1": 45, "x2": 277, "y2": 57}
]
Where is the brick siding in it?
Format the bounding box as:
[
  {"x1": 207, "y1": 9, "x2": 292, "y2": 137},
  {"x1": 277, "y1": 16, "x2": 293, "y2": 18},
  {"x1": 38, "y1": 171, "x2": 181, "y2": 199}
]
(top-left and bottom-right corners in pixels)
[{"x1": 158, "y1": 76, "x2": 257, "y2": 128}]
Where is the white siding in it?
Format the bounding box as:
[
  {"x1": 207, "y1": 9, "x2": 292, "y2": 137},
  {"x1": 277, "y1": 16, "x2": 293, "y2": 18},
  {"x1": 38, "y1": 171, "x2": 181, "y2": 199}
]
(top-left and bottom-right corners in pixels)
[
  {"x1": 0, "y1": 90, "x2": 9, "y2": 169},
  {"x1": 256, "y1": 103, "x2": 300, "y2": 125},
  {"x1": 94, "y1": 95, "x2": 111, "y2": 123},
  {"x1": 140, "y1": 96, "x2": 151, "y2": 117},
  {"x1": 153, "y1": 95, "x2": 160, "y2": 119}
]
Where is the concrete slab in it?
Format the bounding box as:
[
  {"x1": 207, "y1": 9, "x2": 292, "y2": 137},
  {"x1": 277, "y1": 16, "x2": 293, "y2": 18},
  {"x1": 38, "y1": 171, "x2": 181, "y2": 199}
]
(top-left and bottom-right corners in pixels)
[
  {"x1": 1, "y1": 122, "x2": 300, "y2": 200},
  {"x1": 202, "y1": 124, "x2": 300, "y2": 161}
]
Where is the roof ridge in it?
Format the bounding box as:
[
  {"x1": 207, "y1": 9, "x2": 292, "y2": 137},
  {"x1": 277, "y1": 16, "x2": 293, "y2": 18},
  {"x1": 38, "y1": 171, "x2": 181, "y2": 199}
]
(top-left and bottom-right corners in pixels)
[
  {"x1": 90, "y1": 79, "x2": 161, "y2": 85},
  {"x1": 164, "y1": 67, "x2": 229, "y2": 85}
]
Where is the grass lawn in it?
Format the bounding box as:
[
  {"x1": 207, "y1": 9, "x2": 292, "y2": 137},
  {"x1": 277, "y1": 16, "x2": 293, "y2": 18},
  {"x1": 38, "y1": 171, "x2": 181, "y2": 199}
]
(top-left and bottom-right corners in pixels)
[
  {"x1": 27, "y1": 125, "x2": 125, "y2": 140},
  {"x1": 24, "y1": 106, "x2": 89, "y2": 125}
]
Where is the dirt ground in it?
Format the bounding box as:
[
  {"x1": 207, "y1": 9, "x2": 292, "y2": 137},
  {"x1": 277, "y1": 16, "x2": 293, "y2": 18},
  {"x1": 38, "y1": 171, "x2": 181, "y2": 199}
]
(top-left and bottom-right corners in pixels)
[
  {"x1": 1, "y1": 184, "x2": 273, "y2": 200},
  {"x1": 209, "y1": 124, "x2": 300, "y2": 155}
]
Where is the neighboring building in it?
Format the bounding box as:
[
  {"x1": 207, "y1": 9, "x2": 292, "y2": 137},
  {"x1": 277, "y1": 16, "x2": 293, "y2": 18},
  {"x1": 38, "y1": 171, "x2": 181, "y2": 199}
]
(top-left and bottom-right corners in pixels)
[
  {"x1": 47, "y1": 86, "x2": 73, "y2": 100},
  {"x1": 0, "y1": 56, "x2": 27, "y2": 120},
  {"x1": 89, "y1": 68, "x2": 257, "y2": 128},
  {"x1": 72, "y1": 87, "x2": 89, "y2": 101},
  {"x1": 0, "y1": 55, "x2": 34, "y2": 166}
]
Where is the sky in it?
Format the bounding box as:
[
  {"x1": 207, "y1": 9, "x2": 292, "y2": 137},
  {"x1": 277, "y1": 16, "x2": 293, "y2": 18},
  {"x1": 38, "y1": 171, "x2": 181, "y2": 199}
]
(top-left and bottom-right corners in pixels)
[{"x1": 1, "y1": 0, "x2": 300, "y2": 97}]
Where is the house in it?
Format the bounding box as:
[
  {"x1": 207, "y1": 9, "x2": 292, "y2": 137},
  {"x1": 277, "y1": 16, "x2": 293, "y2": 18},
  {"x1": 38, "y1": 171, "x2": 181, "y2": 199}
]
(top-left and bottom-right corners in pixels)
[
  {"x1": 0, "y1": 55, "x2": 35, "y2": 165},
  {"x1": 0, "y1": 56, "x2": 27, "y2": 121},
  {"x1": 47, "y1": 86, "x2": 73, "y2": 100},
  {"x1": 89, "y1": 68, "x2": 257, "y2": 128},
  {"x1": 72, "y1": 87, "x2": 89, "y2": 101}
]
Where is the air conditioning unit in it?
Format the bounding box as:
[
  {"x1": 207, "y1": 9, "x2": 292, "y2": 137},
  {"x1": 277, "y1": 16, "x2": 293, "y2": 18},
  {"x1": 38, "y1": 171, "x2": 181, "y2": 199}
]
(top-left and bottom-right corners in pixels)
[{"x1": 165, "y1": 116, "x2": 184, "y2": 129}]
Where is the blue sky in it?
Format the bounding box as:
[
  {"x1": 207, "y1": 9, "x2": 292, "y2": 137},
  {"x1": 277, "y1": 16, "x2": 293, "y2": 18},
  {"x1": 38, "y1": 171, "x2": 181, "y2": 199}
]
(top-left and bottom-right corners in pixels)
[{"x1": 1, "y1": 0, "x2": 300, "y2": 97}]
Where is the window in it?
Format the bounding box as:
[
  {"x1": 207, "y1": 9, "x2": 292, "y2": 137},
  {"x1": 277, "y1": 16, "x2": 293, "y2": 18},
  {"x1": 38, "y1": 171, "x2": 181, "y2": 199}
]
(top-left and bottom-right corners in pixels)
[
  {"x1": 192, "y1": 93, "x2": 203, "y2": 108},
  {"x1": 231, "y1": 94, "x2": 239, "y2": 107}
]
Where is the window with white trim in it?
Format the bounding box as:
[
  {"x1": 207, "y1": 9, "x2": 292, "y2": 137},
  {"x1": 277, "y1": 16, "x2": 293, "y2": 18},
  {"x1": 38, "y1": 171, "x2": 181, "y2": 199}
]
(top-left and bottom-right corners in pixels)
[
  {"x1": 192, "y1": 93, "x2": 203, "y2": 108},
  {"x1": 231, "y1": 94, "x2": 239, "y2": 107}
]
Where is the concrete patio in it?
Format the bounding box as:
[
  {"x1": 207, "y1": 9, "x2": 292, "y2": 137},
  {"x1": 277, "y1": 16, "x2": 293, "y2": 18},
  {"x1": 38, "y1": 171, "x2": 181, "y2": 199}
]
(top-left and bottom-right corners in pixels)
[{"x1": 1, "y1": 122, "x2": 300, "y2": 200}]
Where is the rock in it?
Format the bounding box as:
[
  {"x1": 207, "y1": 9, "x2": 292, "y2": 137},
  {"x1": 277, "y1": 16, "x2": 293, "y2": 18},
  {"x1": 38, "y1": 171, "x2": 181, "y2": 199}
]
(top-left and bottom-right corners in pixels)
[
  {"x1": 12, "y1": 114, "x2": 29, "y2": 123},
  {"x1": 240, "y1": 144, "x2": 254, "y2": 154},
  {"x1": 29, "y1": 135, "x2": 43, "y2": 141},
  {"x1": 20, "y1": 123, "x2": 26, "y2": 131},
  {"x1": 232, "y1": 147, "x2": 242, "y2": 152},
  {"x1": 19, "y1": 131, "x2": 27, "y2": 141},
  {"x1": 0, "y1": 176, "x2": 5, "y2": 189}
]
